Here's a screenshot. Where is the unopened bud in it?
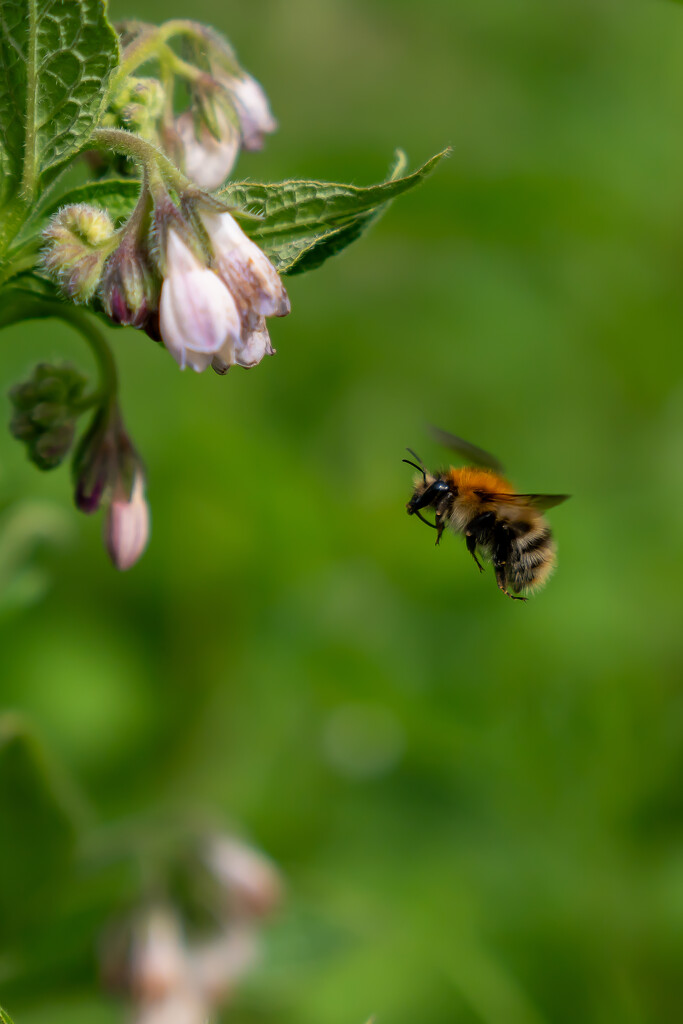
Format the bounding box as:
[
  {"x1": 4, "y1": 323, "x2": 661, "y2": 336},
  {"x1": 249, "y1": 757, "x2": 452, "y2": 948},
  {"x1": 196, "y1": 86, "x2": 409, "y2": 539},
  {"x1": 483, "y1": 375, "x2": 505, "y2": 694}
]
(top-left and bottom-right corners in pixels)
[
  {"x1": 101, "y1": 240, "x2": 160, "y2": 329},
  {"x1": 43, "y1": 204, "x2": 115, "y2": 302},
  {"x1": 72, "y1": 403, "x2": 139, "y2": 515},
  {"x1": 100, "y1": 906, "x2": 188, "y2": 1003},
  {"x1": 174, "y1": 106, "x2": 240, "y2": 189},
  {"x1": 9, "y1": 363, "x2": 88, "y2": 470},
  {"x1": 131, "y1": 907, "x2": 186, "y2": 1002},
  {"x1": 204, "y1": 837, "x2": 283, "y2": 919},
  {"x1": 115, "y1": 77, "x2": 166, "y2": 140},
  {"x1": 219, "y1": 72, "x2": 277, "y2": 151},
  {"x1": 104, "y1": 469, "x2": 150, "y2": 571}
]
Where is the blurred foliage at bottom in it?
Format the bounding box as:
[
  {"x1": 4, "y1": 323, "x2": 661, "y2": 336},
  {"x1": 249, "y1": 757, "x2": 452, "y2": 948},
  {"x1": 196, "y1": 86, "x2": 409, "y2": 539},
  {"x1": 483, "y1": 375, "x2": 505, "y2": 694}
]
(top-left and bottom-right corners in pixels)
[{"x1": 3, "y1": 0, "x2": 683, "y2": 1023}]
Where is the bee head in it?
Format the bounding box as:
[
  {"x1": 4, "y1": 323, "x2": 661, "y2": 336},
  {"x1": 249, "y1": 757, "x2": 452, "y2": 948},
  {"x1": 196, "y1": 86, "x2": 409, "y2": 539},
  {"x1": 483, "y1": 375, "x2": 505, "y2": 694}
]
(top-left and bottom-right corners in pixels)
[
  {"x1": 406, "y1": 475, "x2": 450, "y2": 514},
  {"x1": 403, "y1": 450, "x2": 451, "y2": 514}
]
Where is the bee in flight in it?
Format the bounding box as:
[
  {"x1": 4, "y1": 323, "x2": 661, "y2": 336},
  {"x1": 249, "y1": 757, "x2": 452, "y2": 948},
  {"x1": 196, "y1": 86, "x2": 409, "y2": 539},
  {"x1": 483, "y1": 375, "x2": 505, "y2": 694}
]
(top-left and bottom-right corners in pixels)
[{"x1": 404, "y1": 428, "x2": 569, "y2": 601}]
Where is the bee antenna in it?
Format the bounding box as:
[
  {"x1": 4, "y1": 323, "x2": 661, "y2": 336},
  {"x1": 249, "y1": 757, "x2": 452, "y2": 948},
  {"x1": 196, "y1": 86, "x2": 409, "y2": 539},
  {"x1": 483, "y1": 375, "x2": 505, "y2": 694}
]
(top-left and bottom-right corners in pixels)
[
  {"x1": 402, "y1": 457, "x2": 427, "y2": 482},
  {"x1": 406, "y1": 447, "x2": 425, "y2": 469}
]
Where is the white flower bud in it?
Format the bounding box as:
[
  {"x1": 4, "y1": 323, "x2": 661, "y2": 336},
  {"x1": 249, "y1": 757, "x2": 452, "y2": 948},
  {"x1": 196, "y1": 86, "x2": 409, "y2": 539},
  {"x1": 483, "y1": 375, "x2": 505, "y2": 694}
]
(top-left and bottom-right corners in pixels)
[
  {"x1": 204, "y1": 837, "x2": 283, "y2": 919},
  {"x1": 100, "y1": 906, "x2": 187, "y2": 1002},
  {"x1": 221, "y1": 72, "x2": 277, "y2": 151},
  {"x1": 201, "y1": 211, "x2": 290, "y2": 321},
  {"x1": 104, "y1": 470, "x2": 150, "y2": 571},
  {"x1": 159, "y1": 230, "x2": 242, "y2": 372},
  {"x1": 175, "y1": 108, "x2": 240, "y2": 190}
]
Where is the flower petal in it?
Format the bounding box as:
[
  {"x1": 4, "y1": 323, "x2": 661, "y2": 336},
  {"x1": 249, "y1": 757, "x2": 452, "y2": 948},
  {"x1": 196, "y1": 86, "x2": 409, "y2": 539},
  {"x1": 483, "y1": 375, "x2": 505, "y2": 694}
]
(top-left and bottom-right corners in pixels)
[
  {"x1": 159, "y1": 231, "x2": 242, "y2": 372},
  {"x1": 201, "y1": 212, "x2": 289, "y2": 320},
  {"x1": 235, "y1": 318, "x2": 274, "y2": 368},
  {"x1": 221, "y1": 72, "x2": 277, "y2": 150},
  {"x1": 175, "y1": 109, "x2": 240, "y2": 189},
  {"x1": 104, "y1": 472, "x2": 150, "y2": 571}
]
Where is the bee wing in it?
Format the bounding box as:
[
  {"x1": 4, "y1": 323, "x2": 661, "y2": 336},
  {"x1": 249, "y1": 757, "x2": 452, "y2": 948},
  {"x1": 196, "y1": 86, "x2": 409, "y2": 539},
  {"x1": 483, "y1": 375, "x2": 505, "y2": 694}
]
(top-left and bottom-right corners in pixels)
[
  {"x1": 492, "y1": 492, "x2": 571, "y2": 510},
  {"x1": 429, "y1": 427, "x2": 505, "y2": 473}
]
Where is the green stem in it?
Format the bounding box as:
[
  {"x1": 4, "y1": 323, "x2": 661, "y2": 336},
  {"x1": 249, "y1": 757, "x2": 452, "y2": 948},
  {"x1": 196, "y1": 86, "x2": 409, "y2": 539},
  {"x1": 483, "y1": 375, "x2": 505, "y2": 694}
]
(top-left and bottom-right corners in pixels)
[
  {"x1": 0, "y1": 296, "x2": 118, "y2": 401},
  {"x1": 72, "y1": 391, "x2": 104, "y2": 413},
  {"x1": 158, "y1": 44, "x2": 209, "y2": 87},
  {"x1": 110, "y1": 20, "x2": 218, "y2": 94},
  {"x1": 90, "y1": 127, "x2": 189, "y2": 194},
  {"x1": 21, "y1": 0, "x2": 39, "y2": 200}
]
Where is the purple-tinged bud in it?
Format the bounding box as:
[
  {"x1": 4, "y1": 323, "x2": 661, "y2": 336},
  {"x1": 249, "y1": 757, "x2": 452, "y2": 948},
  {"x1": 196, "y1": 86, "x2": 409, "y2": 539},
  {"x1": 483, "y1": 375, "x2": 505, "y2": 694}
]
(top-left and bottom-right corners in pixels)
[
  {"x1": 42, "y1": 204, "x2": 115, "y2": 302},
  {"x1": 158, "y1": 230, "x2": 241, "y2": 372},
  {"x1": 100, "y1": 239, "x2": 160, "y2": 329},
  {"x1": 72, "y1": 401, "x2": 150, "y2": 569},
  {"x1": 72, "y1": 406, "x2": 117, "y2": 514},
  {"x1": 104, "y1": 469, "x2": 150, "y2": 571},
  {"x1": 218, "y1": 72, "x2": 277, "y2": 151}
]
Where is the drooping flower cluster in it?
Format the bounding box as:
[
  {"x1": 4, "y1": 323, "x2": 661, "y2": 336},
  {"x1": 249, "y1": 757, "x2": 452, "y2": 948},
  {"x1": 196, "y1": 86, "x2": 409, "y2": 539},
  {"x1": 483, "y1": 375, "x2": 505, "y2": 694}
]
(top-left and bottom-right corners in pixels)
[
  {"x1": 100, "y1": 835, "x2": 282, "y2": 1024},
  {"x1": 170, "y1": 71, "x2": 276, "y2": 190},
  {"x1": 157, "y1": 205, "x2": 289, "y2": 373},
  {"x1": 43, "y1": 185, "x2": 289, "y2": 376},
  {"x1": 104, "y1": 21, "x2": 278, "y2": 190}
]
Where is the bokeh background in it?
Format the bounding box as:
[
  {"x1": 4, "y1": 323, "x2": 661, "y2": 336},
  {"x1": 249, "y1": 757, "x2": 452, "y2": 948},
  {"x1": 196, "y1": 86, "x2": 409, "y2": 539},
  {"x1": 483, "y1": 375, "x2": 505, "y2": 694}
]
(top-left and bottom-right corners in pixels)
[{"x1": 2, "y1": 0, "x2": 683, "y2": 1022}]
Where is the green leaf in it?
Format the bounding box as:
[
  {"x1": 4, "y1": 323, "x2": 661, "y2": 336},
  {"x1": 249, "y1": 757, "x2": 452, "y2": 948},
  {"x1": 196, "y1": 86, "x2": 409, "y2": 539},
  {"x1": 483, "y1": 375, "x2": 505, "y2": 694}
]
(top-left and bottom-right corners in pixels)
[
  {"x1": 0, "y1": 0, "x2": 120, "y2": 205},
  {"x1": 0, "y1": 715, "x2": 80, "y2": 943},
  {"x1": 219, "y1": 148, "x2": 449, "y2": 275},
  {"x1": 0, "y1": 1007, "x2": 16, "y2": 1024}
]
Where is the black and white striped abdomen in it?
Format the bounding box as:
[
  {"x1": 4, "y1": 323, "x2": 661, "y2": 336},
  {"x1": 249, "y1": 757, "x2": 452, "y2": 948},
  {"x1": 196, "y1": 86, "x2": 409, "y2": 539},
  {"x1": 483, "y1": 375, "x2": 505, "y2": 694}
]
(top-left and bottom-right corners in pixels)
[{"x1": 506, "y1": 520, "x2": 556, "y2": 593}]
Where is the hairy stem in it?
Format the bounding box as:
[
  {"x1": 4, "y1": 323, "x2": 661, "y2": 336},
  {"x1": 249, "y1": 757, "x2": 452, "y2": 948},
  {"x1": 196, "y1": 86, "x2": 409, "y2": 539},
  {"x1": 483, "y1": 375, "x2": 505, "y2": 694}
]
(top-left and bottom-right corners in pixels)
[
  {"x1": 21, "y1": 0, "x2": 39, "y2": 200},
  {"x1": 0, "y1": 296, "x2": 118, "y2": 401},
  {"x1": 110, "y1": 19, "x2": 226, "y2": 95},
  {"x1": 90, "y1": 127, "x2": 189, "y2": 193}
]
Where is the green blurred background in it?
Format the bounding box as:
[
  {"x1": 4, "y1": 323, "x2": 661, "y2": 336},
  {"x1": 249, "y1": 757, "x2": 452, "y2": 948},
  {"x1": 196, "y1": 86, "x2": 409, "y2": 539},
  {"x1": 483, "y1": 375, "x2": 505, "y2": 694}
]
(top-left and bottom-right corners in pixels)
[{"x1": 2, "y1": 0, "x2": 683, "y2": 1021}]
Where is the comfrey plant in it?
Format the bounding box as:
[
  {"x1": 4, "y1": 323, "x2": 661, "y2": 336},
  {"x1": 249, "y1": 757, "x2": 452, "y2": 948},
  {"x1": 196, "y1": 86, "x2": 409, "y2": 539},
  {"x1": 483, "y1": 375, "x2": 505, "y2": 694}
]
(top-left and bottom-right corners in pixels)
[{"x1": 0, "y1": 3, "x2": 445, "y2": 571}]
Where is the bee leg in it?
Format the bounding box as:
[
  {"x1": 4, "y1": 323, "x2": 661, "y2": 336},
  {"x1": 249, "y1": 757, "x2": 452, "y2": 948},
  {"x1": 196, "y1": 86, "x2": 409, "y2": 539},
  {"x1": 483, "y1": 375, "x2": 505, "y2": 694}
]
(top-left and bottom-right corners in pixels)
[
  {"x1": 435, "y1": 514, "x2": 446, "y2": 546},
  {"x1": 492, "y1": 525, "x2": 527, "y2": 602},
  {"x1": 465, "y1": 531, "x2": 484, "y2": 572},
  {"x1": 494, "y1": 561, "x2": 527, "y2": 602}
]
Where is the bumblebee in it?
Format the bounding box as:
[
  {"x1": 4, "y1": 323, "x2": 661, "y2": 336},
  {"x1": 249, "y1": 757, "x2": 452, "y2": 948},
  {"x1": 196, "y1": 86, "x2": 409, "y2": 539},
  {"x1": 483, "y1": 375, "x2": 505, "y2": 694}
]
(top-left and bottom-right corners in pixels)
[{"x1": 404, "y1": 429, "x2": 569, "y2": 601}]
